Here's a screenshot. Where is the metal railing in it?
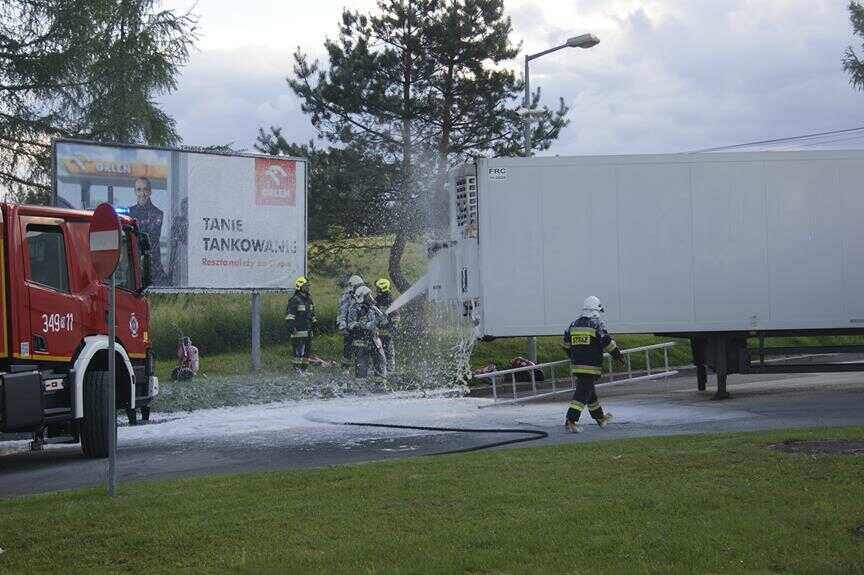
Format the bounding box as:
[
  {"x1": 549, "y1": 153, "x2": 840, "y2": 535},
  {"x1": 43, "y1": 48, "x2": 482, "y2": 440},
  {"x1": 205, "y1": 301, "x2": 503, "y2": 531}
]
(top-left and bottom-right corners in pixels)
[{"x1": 473, "y1": 342, "x2": 678, "y2": 408}]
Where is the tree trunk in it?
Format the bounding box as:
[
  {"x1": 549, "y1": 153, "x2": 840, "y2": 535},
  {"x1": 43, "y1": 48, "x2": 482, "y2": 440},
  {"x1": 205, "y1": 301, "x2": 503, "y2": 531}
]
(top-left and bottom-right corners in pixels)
[
  {"x1": 390, "y1": 17, "x2": 414, "y2": 294},
  {"x1": 388, "y1": 228, "x2": 410, "y2": 293}
]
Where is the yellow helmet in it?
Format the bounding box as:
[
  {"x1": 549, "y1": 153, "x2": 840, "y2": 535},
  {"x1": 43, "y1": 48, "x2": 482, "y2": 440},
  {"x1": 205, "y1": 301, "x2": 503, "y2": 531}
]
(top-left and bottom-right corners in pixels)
[
  {"x1": 375, "y1": 278, "x2": 391, "y2": 292},
  {"x1": 295, "y1": 276, "x2": 308, "y2": 290}
]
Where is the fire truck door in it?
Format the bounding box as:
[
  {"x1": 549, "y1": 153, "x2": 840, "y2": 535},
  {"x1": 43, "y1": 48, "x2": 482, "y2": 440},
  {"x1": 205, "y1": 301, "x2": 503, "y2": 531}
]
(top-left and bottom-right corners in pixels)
[
  {"x1": 21, "y1": 217, "x2": 84, "y2": 363},
  {"x1": 113, "y1": 228, "x2": 145, "y2": 355}
]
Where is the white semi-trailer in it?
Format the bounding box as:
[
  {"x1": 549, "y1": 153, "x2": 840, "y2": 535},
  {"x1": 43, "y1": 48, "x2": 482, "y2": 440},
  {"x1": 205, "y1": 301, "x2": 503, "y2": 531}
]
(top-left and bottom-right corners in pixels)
[{"x1": 440, "y1": 150, "x2": 864, "y2": 398}]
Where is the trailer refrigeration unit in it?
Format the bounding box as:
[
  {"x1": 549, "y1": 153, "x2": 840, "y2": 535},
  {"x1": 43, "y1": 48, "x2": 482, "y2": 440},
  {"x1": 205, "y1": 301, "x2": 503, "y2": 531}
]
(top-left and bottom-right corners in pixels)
[{"x1": 443, "y1": 151, "x2": 864, "y2": 398}]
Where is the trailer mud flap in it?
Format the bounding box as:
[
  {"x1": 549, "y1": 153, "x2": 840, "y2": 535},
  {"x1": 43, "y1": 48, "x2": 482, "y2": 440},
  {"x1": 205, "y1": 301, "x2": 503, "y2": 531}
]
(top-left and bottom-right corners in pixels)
[{"x1": 1, "y1": 371, "x2": 43, "y2": 431}]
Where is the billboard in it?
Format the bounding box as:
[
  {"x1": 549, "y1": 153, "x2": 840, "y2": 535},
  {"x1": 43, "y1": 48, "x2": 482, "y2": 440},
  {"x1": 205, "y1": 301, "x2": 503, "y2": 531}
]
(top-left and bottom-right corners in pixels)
[{"x1": 53, "y1": 140, "x2": 306, "y2": 291}]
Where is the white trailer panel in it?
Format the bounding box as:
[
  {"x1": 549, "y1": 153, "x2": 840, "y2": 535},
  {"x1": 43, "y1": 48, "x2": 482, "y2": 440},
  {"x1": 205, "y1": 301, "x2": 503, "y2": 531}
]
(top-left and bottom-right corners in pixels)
[{"x1": 454, "y1": 151, "x2": 864, "y2": 337}]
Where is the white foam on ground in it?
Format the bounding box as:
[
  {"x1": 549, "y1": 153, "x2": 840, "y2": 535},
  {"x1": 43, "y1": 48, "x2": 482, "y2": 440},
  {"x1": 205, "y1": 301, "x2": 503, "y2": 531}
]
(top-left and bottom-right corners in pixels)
[
  {"x1": 119, "y1": 392, "x2": 499, "y2": 448},
  {"x1": 0, "y1": 386, "x2": 771, "y2": 456}
]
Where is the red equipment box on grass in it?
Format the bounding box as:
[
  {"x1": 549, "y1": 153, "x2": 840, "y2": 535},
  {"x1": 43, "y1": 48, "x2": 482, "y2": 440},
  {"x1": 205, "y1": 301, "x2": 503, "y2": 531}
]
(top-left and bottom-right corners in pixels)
[{"x1": 0, "y1": 203, "x2": 157, "y2": 457}]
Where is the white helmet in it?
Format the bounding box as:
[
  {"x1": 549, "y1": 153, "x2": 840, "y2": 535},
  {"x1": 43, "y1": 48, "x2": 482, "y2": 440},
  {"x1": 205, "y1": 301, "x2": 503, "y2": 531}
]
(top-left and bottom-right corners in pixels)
[
  {"x1": 582, "y1": 296, "x2": 604, "y2": 315},
  {"x1": 348, "y1": 275, "x2": 365, "y2": 288},
  {"x1": 353, "y1": 285, "x2": 372, "y2": 303}
]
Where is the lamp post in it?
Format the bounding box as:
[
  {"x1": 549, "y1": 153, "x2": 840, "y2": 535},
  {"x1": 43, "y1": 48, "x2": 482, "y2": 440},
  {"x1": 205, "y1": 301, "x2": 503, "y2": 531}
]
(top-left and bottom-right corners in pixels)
[
  {"x1": 523, "y1": 33, "x2": 599, "y2": 155},
  {"x1": 522, "y1": 33, "x2": 599, "y2": 363}
]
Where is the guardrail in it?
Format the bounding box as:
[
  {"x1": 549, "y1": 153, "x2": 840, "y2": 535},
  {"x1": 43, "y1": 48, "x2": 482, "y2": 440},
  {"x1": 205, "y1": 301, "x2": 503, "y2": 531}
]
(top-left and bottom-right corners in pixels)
[{"x1": 473, "y1": 342, "x2": 678, "y2": 408}]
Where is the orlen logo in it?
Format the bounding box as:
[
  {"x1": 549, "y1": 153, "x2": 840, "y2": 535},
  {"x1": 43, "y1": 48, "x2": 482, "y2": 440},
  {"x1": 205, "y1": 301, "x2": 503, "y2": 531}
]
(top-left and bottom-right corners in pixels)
[{"x1": 255, "y1": 158, "x2": 296, "y2": 206}]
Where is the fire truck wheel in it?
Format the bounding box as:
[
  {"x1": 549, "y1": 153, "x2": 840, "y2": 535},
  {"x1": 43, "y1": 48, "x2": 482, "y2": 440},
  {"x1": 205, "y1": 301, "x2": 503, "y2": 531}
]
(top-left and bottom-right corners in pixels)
[
  {"x1": 81, "y1": 370, "x2": 111, "y2": 458},
  {"x1": 126, "y1": 408, "x2": 138, "y2": 426},
  {"x1": 141, "y1": 406, "x2": 151, "y2": 422}
]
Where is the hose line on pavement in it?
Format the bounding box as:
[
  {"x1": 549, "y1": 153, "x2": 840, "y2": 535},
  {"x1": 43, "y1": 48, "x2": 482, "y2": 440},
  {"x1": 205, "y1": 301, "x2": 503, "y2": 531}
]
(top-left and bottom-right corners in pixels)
[{"x1": 339, "y1": 421, "x2": 549, "y2": 455}]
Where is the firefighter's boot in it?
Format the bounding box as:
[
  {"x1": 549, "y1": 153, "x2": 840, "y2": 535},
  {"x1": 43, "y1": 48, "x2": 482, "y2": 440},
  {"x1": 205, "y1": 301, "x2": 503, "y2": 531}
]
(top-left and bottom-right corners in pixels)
[{"x1": 564, "y1": 420, "x2": 583, "y2": 433}]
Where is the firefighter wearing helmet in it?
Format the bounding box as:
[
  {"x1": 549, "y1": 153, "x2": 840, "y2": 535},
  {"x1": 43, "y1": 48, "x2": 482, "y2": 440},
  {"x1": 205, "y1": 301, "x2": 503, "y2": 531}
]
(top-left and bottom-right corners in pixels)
[
  {"x1": 285, "y1": 276, "x2": 317, "y2": 372},
  {"x1": 562, "y1": 296, "x2": 623, "y2": 433},
  {"x1": 336, "y1": 274, "x2": 365, "y2": 369},
  {"x1": 347, "y1": 284, "x2": 387, "y2": 383},
  {"x1": 374, "y1": 278, "x2": 398, "y2": 374}
]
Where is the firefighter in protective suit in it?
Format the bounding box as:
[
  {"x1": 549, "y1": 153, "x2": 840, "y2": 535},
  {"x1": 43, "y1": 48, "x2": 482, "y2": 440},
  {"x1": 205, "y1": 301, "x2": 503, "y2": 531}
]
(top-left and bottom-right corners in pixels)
[
  {"x1": 337, "y1": 275, "x2": 365, "y2": 369},
  {"x1": 374, "y1": 278, "x2": 397, "y2": 374},
  {"x1": 563, "y1": 296, "x2": 623, "y2": 433},
  {"x1": 347, "y1": 285, "x2": 387, "y2": 382},
  {"x1": 285, "y1": 276, "x2": 316, "y2": 372}
]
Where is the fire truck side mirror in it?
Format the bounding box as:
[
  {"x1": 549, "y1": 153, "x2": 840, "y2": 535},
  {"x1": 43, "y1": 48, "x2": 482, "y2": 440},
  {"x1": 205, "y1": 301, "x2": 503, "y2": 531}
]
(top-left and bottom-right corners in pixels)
[{"x1": 138, "y1": 233, "x2": 153, "y2": 291}]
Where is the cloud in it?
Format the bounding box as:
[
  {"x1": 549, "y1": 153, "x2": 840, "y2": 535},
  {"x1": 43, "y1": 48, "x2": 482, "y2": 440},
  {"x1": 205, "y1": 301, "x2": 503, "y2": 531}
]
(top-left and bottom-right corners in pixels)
[
  {"x1": 158, "y1": 46, "x2": 317, "y2": 150},
  {"x1": 516, "y1": 0, "x2": 864, "y2": 154},
  {"x1": 158, "y1": 0, "x2": 864, "y2": 154}
]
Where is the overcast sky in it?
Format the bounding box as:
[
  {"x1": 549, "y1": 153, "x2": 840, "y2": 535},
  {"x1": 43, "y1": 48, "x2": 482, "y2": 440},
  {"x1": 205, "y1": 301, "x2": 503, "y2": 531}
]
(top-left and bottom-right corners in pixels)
[{"x1": 158, "y1": 0, "x2": 864, "y2": 154}]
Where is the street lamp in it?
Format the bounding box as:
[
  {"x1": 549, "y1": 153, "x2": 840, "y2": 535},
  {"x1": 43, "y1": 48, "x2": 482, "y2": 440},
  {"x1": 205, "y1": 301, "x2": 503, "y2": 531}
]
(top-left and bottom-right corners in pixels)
[
  {"x1": 523, "y1": 33, "x2": 600, "y2": 154},
  {"x1": 522, "y1": 33, "x2": 598, "y2": 363}
]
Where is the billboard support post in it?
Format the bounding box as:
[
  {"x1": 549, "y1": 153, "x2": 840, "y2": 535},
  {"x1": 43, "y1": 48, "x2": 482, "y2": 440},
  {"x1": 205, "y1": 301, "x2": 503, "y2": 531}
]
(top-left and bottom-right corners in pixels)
[
  {"x1": 527, "y1": 336, "x2": 537, "y2": 363},
  {"x1": 251, "y1": 292, "x2": 261, "y2": 372}
]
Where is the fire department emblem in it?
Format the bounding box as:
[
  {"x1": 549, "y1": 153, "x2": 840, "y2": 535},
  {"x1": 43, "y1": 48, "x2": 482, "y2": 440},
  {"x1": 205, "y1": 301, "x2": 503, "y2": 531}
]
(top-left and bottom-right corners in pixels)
[{"x1": 129, "y1": 314, "x2": 139, "y2": 338}]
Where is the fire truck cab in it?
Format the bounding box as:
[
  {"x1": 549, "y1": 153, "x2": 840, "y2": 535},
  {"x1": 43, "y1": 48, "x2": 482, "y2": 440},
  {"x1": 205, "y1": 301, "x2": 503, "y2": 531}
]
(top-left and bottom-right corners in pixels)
[{"x1": 0, "y1": 203, "x2": 157, "y2": 457}]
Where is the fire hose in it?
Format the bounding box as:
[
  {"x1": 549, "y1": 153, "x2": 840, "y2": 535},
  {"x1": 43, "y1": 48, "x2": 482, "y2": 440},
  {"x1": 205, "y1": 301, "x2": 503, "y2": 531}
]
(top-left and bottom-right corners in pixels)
[{"x1": 337, "y1": 421, "x2": 549, "y2": 455}]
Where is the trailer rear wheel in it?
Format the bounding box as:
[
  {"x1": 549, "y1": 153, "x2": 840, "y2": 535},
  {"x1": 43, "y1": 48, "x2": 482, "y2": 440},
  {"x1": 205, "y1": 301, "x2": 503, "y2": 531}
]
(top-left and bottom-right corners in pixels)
[{"x1": 80, "y1": 370, "x2": 112, "y2": 458}]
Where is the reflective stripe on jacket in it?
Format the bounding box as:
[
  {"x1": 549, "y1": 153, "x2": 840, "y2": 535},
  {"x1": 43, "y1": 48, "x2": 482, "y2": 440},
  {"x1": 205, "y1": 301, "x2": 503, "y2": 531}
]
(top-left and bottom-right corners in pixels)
[
  {"x1": 286, "y1": 291, "x2": 315, "y2": 338},
  {"x1": 562, "y1": 316, "x2": 618, "y2": 374}
]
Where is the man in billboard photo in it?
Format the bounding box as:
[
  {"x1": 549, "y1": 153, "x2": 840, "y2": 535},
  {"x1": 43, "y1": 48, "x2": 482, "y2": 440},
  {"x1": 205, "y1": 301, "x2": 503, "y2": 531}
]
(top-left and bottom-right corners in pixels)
[{"x1": 129, "y1": 176, "x2": 166, "y2": 284}]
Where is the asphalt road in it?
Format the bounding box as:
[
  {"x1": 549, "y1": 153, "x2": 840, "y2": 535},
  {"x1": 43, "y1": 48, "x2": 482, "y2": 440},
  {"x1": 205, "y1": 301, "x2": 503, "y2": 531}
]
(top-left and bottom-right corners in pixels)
[{"x1": 2, "y1": 368, "x2": 863, "y2": 498}]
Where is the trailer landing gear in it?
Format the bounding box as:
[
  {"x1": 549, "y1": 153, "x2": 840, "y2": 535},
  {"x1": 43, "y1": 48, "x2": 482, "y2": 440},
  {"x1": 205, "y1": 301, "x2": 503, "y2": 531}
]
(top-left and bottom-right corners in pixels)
[
  {"x1": 691, "y1": 335, "x2": 732, "y2": 399},
  {"x1": 691, "y1": 338, "x2": 710, "y2": 393},
  {"x1": 29, "y1": 429, "x2": 46, "y2": 452},
  {"x1": 713, "y1": 336, "x2": 731, "y2": 400}
]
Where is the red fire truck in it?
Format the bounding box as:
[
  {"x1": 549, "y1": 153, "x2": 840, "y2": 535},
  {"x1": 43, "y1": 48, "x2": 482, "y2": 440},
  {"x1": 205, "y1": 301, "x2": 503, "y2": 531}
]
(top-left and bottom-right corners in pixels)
[{"x1": 0, "y1": 203, "x2": 158, "y2": 457}]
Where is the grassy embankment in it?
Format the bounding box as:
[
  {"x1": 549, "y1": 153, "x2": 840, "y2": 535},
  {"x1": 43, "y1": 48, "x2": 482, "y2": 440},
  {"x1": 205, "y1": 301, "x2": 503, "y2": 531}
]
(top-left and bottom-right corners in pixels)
[
  {"x1": 1, "y1": 427, "x2": 863, "y2": 573},
  {"x1": 149, "y1": 238, "x2": 864, "y2": 386},
  {"x1": 149, "y1": 239, "x2": 425, "y2": 374}
]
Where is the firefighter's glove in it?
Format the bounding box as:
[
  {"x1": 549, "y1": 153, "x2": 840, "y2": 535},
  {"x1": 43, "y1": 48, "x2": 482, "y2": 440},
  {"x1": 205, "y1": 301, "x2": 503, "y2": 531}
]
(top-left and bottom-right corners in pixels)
[{"x1": 612, "y1": 349, "x2": 624, "y2": 362}]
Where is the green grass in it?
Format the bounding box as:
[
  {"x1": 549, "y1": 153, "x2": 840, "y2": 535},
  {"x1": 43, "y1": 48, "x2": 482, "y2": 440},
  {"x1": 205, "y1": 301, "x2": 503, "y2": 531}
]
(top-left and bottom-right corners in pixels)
[
  {"x1": 147, "y1": 238, "x2": 426, "y2": 359},
  {"x1": 1, "y1": 427, "x2": 863, "y2": 573},
  {"x1": 153, "y1": 337, "x2": 343, "y2": 380},
  {"x1": 470, "y1": 334, "x2": 693, "y2": 371},
  {"x1": 472, "y1": 334, "x2": 864, "y2": 374}
]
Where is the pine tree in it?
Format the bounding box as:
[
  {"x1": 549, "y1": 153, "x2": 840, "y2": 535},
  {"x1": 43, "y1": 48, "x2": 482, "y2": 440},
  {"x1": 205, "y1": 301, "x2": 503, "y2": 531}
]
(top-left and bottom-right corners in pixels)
[
  {"x1": 0, "y1": 0, "x2": 197, "y2": 202},
  {"x1": 286, "y1": 0, "x2": 568, "y2": 291},
  {"x1": 844, "y1": 1, "x2": 864, "y2": 90}
]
